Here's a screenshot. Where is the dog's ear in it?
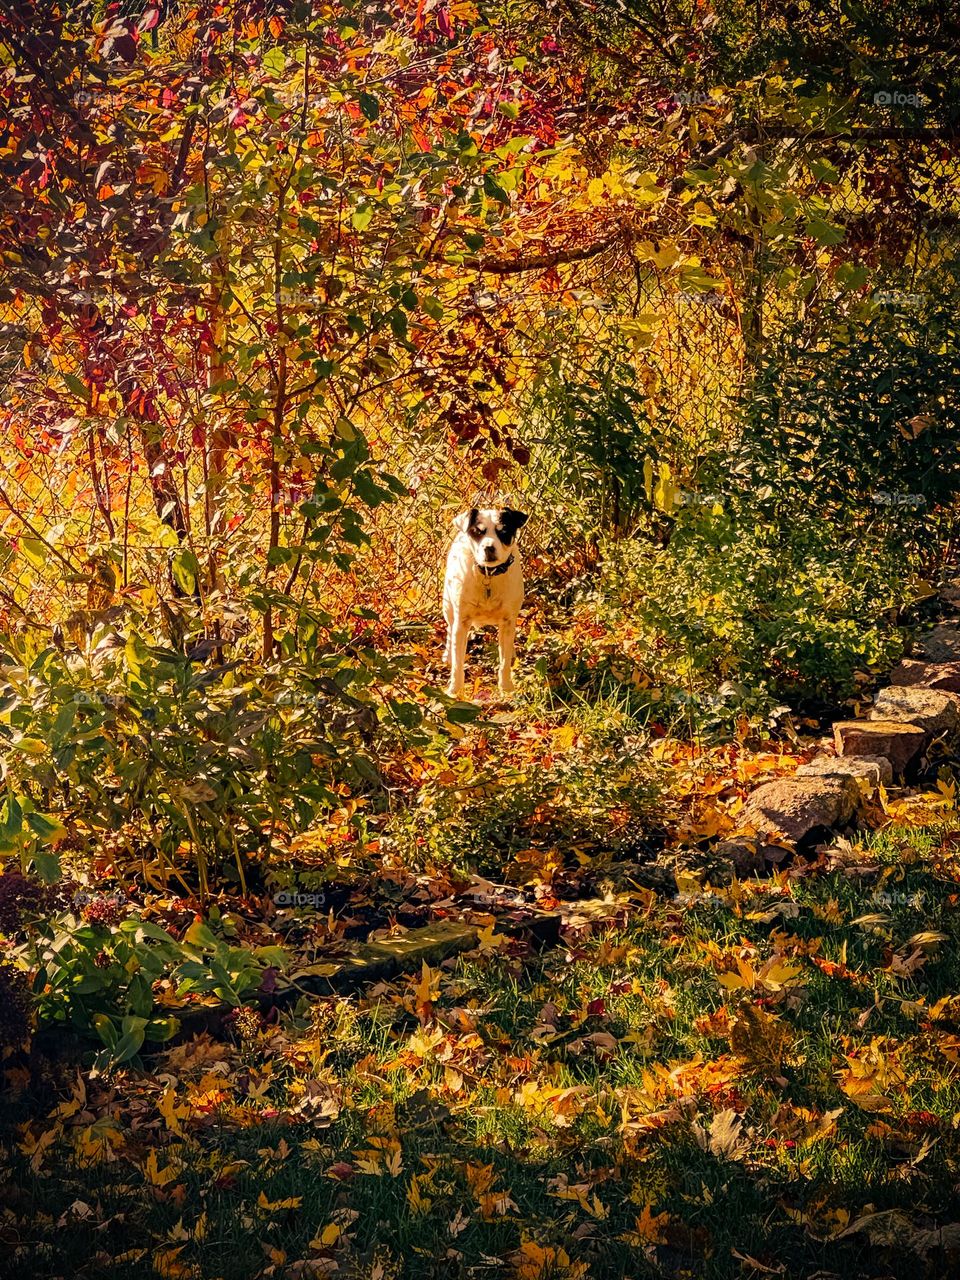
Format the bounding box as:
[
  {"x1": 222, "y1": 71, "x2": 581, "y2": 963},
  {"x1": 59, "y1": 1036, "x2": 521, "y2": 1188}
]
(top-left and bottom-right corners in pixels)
[
  {"x1": 453, "y1": 508, "x2": 477, "y2": 534},
  {"x1": 498, "y1": 508, "x2": 529, "y2": 540}
]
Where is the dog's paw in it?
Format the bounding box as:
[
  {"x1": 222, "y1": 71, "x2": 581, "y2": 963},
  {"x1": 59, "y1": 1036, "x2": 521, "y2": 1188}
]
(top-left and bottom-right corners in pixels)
[
  {"x1": 446, "y1": 682, "x2": 464, "y2": 698},
  {"x1": 498, "y1": 680, "x2": 516, "y2": 696}
]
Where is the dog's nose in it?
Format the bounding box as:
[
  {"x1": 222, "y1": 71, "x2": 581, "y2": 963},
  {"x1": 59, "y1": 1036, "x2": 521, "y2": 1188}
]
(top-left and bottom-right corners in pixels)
[{"x1": 483, "y1": 544, "x2": 497, "y2": 561}]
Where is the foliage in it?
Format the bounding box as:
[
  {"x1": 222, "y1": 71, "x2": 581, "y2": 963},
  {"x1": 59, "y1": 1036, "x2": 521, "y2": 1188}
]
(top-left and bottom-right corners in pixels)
[
  {"x1": 383, "y1": 720, "x2": 661, "y2": 880},
  {"x1": 4, "y1": 876, "x2": 287, "y2": 1071},
  {"x1": 743, "y1": 264, "x2": 960, "y2": 537},
  {"x1": 0, "y1": 615, "x2": 438, "y2": 894},
  {"x1": 594, "y1": 511, "x2": 911, "y2": 711},
  {"x1": 8, "y1": 824, "x2": 960, "y2": 1277}
]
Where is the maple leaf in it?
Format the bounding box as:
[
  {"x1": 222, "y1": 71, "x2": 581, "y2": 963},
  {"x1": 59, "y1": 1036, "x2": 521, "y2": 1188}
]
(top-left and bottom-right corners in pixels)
[
  {"x1": 729, "y1": 1000, "x2": 797, "y2": 1076},
  {"x1": 510, "y1": 1241, "x2": 589, "y2": 1279},
  {"x1": 622, "y1": 1204, "x2": 671, "y2": 1245},
  {"x1": 144, "y1": 1149, "x2": 181, "y2": 1187},
  {"x1": 257, "y1": 1191, "x2": 304, "y2": 1212},
  {"x1": 838, "y1": 1037, "x2": 907, "y2": 1109},
  {"x1": 693, "y1": 1108, "x2": 751, "y2": 1160},
  {"x1": 152, "y1": 1245, "x2": 199, "y2": 1279}
]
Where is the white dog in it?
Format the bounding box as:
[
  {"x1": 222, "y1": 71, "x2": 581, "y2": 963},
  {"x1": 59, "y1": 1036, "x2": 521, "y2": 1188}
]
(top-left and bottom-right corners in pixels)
[{"x1": 442, "y1": 506, "x2": 528, "y2": 696}]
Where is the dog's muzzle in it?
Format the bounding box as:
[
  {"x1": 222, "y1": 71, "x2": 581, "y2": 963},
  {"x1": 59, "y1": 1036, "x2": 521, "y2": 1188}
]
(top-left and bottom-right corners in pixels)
[{"x1": 477, "y1": 554, "x2": 515, "y2": 577}]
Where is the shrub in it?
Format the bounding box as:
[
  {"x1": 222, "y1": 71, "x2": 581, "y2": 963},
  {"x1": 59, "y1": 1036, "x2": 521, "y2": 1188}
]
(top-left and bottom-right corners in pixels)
[
  {"x1": 0, "y1": 614, "x2": 432, "y2": 894},
  {"x1": 593, "y1": 509, "x2": 910, "y2": 712},
  {"x1": 4, "y1": 887, "x2": 287, "y2": 1071}
]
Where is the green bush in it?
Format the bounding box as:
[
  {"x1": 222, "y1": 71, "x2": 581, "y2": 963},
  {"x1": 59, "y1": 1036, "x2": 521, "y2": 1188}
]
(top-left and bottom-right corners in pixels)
[
  {"x1": 592, "y1": 508, "x2": 910, "y2": 714},
  {"x1": 0, "y1": 874, "x2": 286, "y2": 1071},
  {"x1": 0, "y1": 614, "x2": 433, "y2": 895},
  {"x1": 741, "y1": 265, "x2": 960, "y2": 538}
]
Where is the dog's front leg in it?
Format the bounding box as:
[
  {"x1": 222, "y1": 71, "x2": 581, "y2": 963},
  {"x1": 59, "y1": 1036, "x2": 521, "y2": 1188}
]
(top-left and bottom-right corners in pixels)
[
  {"x1": 497, "y1": 618, "x2": 517, "y2": 694},
  {"x1": 446, "y1": 617, "x2": 469, "y2": 697}
]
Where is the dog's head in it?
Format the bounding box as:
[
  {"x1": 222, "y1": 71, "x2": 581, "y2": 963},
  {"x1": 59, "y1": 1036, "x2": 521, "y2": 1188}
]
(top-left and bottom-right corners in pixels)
[{"x1": 453, "y1": 506, "x2": 529, "y2": 568}]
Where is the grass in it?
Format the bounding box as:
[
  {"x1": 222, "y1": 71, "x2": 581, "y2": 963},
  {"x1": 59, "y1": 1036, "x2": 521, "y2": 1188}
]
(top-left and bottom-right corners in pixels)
[{"x1": 5, "y1": 824, "x2": 960, "y2": 1279}]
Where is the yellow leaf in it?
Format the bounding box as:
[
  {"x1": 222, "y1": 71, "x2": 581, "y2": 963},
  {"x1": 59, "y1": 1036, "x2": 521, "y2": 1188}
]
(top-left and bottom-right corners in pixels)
[
  {"x1": 144, "y1": 1149, "x2": 180, "y2": 1187},
  {"x1": 626, "y1": 1204, "x2": 671, "y2": 1244},
  {"x1": 257, "y1": 1192, "x2": 303, "y2": 1212},
  {"x1": 414, "y1": 961, "x2": 439, "y2": 1009},
  {"x1": 152, "y1": 1246, "x2": 199, "y2": 1278},
  {"x1": 311, "y1": 1223, "x2": 341, "y2": 1247},
  {"x1": 477, "y1": 922, "x2": 508, "y2": 952},
  {"x1": 159, "y1": 1087, "x2": 185, "y2": 1136},
  {"x1": 406, "y1": 1173, "x2": 433, "y2": 1215}
]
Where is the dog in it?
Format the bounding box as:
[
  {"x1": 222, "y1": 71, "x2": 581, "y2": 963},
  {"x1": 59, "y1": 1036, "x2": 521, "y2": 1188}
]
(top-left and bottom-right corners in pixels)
[{"x1": 442, "y1": 506, "x2": 528, "y2": 697}]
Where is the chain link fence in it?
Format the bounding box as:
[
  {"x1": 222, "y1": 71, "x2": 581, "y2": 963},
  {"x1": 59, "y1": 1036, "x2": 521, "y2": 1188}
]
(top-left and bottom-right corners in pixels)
[{"x1": 1, "y1": 129, "x2": 958, "y2": 639}]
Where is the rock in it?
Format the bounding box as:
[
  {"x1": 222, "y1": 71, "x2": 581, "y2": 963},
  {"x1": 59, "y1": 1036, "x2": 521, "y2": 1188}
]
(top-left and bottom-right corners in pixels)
[
  {"x1": 712, "y1": 840, "x2": 772, "y2": 878},
  {"x1": 918, "y1": 625, "x2": 960, "y2": 663},
  {"x1": 796, "y1": 754, "x2": 893, "y2": 786},
  {"x1": 869, "y1": 686, "x2": 960, "y2": 736},
  {"x1": 889, "y1": 658, "x2": 960, "y2": 693},
  {"x1": 834, "y1": 720, "x2": 926, "y2": 775},
  {"x1": 365, "y1": 921, "x2": 480, "y2": 969},
  {"x1": 741, "y1": 776, "x2": 859, "y2": 844},
  {"x1": 940, "y1": 579, "x2": 960, "y2": 607}
]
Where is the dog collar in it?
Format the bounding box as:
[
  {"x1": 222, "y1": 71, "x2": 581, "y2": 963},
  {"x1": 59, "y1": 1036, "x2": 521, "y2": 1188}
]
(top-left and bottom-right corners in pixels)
[{"x1": 477, "y1": 554, "x2": 515, "y2": 577}]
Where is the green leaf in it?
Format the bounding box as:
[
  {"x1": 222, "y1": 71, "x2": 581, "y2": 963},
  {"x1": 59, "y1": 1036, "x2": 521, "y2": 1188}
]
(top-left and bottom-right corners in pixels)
[
  {"x1": 358, "y1": 91, "x2": 380, "y2": 121},
  {"x1": 351, "y1": 204, "x2": 374, "y2": 232},
  {"x1": 483, "y1": 173, "x2": 510, "y2": 204},
  {"x1": 146, "y1": 1016, "x2": 180, "y2": 1043},
  {"x1": 62, "y1": 372, "x2": 89, "y2": 402},
  {"x1": 111, "y1": 1026, "x2": 145, "y2": 1064},
  {"x1": 806, "y1": 215, "x2": 845, "y2": 246},
  {"x1": 19, "y1": 537, "x2": 48, "y2": 568},
  {"x1": 125, "y1": 630, "x2": 150, "y2": 678},
  {"x1": 0, "y1": 794, "x2": 24, "y2": 849},
  {"x1": 262, "y1": 46, "x2": 287, "y2": 77},
  {"x1": 267, "y1": 546, "x2": 296, "y2": 566},
  {"x1": 808, "y1": 157, "x2": 839, "y2": 184},
  {"x1": 445, "y1": 702, "x2": 481, "y2": 724},
  {"x1": 26, "y1": 811, "x2": 66, "y2": 843},
  {"x1": 183, "y1": 919, "x2": 219, "y2": 951},
  {"x1": 31, "y1": 851, "x2": 61, "y2": 884},
  {"x1": 171, "y1": 548, "x2": 200, "y2": 597},
  {"x1": 94, "y1": 1014, "x2": 118, "y2": 1049}
]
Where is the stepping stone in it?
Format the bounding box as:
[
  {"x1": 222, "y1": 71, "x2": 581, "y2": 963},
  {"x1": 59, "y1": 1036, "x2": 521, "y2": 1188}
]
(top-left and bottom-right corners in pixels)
[
  {"x1": 889, "y1": 658, "x2": 960, "y2": 693},
  {"x1": 741, "y1": 776, "x2": 859, "y2": 843},
  {"x1": 834, "y1": 720, "x2": 926, "y2": 775},
  {"x1": 869, "y1": 686, "x2": 960, "y2": 736},
  {"x1": 918, "y1": 625, "x2": 960, "y2": 663},
  {"x1": 365, "y1": 921, "x2": 480, "y2": 969},
  {"x1": 796, "y1": 754, "x2": 892, "y2": 786}
]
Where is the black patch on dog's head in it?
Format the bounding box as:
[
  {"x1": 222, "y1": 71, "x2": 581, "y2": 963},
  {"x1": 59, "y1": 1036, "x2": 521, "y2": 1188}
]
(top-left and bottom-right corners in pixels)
[
  {"x1": 494, "y1": 508, "x2": 529, "y2": 545},
  {"x1": 453, "y1": 507, "x2": 480, "y2": 536}
]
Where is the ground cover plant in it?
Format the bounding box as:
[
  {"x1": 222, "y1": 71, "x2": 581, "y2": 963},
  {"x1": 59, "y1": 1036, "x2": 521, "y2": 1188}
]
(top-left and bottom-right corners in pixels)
[
  {"x1": 2, "y1": 0, "x2": 960, "y2": 1277},
  {"x1": 7, "y1": 819, "x2": 960, "y2": 1279}
]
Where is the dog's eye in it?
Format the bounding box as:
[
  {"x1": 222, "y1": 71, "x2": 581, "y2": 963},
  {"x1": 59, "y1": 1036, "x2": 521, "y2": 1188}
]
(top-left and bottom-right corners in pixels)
[{"x1": 468, "y1": 526, "x2": 483, "y2": 539}]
